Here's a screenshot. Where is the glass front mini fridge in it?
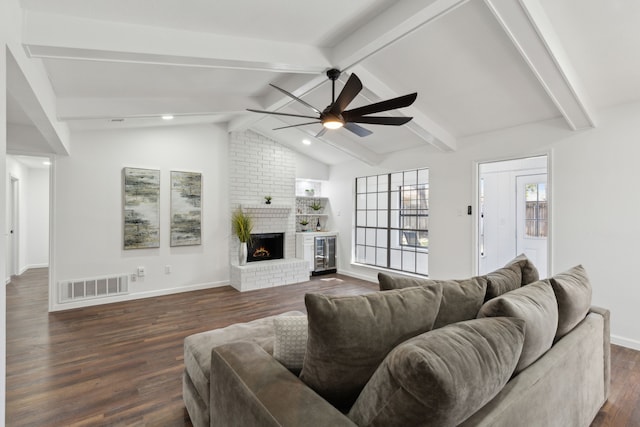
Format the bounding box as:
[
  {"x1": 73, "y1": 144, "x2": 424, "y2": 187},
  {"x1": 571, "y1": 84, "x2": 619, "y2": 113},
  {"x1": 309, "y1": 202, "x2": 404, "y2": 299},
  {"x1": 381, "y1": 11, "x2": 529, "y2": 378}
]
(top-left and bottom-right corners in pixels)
[{"x1": 313, "y1": 235, "x2": 337, "y2": 275}]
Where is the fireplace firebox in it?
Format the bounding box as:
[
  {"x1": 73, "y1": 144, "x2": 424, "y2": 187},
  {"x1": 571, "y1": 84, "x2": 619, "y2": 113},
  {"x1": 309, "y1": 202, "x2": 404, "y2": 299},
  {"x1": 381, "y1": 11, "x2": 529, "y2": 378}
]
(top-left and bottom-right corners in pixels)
[{"x1": 247, "y1": 233, "x2": 284, "y2": 262}]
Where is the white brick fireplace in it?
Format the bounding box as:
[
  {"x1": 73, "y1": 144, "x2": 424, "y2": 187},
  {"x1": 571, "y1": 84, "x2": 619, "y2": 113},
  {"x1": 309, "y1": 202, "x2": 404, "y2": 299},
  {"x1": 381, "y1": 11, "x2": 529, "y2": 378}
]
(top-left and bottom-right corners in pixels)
[{"x1": 228, "y1": 131, "x2": 308, "y2": 291}]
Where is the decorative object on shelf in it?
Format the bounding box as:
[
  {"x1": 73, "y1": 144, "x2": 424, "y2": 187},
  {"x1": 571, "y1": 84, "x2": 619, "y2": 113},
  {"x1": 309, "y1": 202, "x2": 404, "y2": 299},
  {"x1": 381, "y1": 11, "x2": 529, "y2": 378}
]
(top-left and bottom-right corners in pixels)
[
  {"x1": 123, "y1": 167, "x2": 160, "y2": 249},
  {"x1": 305, "y1": 188, "x2": 315, "y2": 196},
  {"x1": 316, "y1": 218, "x2": 322, "y2": 231},
  {"x1": 232, "y1": 209, "x2": 253, "y2": 266},
  {"x1": 170, "y1": 171, "x2": 202, "y2": 247},
  {"x1": 310, "y1": 200, "x2": 323, "y2": 212},
  {"x1": 299, "y1": 219, "x2": 309, "y2": 232},
  {"x1": 264, "y1": 195, "x2": 272, "y2": 205}
]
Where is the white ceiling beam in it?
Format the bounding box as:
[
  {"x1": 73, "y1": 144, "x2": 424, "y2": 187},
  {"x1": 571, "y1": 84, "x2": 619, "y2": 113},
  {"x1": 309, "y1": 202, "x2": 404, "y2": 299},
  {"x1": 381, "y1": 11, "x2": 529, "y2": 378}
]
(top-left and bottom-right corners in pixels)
[
  {"x1": 57, "y1": 96, "x2": 261, "y2": 121},
  {"x1": 350, "y1": 66, "x2": 457, "y2": 152},
  {"x1": 7, "y1": 49, "x2": 69, "y2": 155},
  {"x1": 331, "y1": 0, "x2": 470, "y2": 70},
  {"x1": 484, "y1": 0, "x2": 596, "y2": 130},
  {"x1": 22, "y1": 11, "x2": 330, "y2": 73}
]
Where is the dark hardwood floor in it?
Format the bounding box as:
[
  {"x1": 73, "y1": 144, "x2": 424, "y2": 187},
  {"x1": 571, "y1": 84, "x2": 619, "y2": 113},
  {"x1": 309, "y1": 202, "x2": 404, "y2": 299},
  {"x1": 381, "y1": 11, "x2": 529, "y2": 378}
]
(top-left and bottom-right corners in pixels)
[
  {"x1": 5, "y1": 268, "x2": 376, "y2": 426},
  {"x1": 5, "y1": 268, "x2": 640, "y2": 426}
]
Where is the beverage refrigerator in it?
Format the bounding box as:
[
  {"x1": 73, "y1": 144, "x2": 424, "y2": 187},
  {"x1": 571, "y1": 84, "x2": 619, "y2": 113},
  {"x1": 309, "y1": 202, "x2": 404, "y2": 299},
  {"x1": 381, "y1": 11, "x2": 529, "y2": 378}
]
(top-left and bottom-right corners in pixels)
[{"x1": 313, "y1": 235, "x2": 337, "y2": 275}]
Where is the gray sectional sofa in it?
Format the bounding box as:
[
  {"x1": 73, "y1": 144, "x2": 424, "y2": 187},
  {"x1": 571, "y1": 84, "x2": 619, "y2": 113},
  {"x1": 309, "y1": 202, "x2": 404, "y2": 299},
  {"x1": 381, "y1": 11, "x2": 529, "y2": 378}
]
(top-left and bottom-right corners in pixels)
[{"x1": 183, "y1": 256, "x2": 610, "y2": 426}]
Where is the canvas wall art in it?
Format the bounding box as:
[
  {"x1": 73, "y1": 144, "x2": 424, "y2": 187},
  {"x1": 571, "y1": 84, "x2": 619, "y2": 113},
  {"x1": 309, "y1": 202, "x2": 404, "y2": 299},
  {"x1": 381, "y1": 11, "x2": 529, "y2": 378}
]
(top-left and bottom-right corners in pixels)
[
  {"x1": 170, "y1": 171, "x2": 202, "y2": 246},
  {"x1": 123, "y1": 167, "x2": 160, "y2": 249}
]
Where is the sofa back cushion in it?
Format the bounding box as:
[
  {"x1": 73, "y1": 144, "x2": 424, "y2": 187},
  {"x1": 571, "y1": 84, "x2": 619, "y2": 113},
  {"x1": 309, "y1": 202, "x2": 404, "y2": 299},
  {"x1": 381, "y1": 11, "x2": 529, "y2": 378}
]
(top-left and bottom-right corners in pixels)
[
  {"x1": 377, "y1": 272, "x2": 487, "y2": 329},
  {"x1": 478, "y1": 279, "x2": 558, "y2": 373},
  {"x1": 485, "y1": 253, "x2": 540, "y2": 300},
  {"x1": 348, "y1": 317, "x2": 525, "y2": 427},
  {"x1": 550, "y1": 265, "x2": 592, "y2": 339},
  {"x1": 300, "y1": 285, "x2": 442, "y2": 410}
]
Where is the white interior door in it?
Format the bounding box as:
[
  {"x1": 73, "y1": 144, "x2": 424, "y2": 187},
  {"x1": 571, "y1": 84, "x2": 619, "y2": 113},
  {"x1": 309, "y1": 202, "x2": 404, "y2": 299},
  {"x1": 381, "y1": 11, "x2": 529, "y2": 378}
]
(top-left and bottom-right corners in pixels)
[{"x1": 516, "y1": 174, "x2": 548, "y2": 277}]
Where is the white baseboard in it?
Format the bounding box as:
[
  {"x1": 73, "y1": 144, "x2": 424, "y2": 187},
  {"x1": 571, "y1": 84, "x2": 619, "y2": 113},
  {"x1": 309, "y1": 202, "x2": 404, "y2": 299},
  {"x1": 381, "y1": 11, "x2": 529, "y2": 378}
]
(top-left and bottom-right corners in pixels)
[
  {"x1": 20, "y1": 264, "x2": 49, "y2": 275},
  {"x1": 50, "y1": 280, "x2": 229, "y2": 312},
  {"x1": 611, "y1": 334, "x2": 640, "y2": 351}
]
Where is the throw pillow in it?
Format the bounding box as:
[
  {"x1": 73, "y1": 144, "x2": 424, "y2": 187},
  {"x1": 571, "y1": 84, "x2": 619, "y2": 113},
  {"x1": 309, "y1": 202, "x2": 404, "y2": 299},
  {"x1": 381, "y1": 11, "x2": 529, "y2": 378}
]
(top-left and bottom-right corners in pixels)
[
  {"x1": 478, "y1": 279, "x2": 558, "y2": 373},
  {"x1": 484, "y1": 254, "x2": 539, "y2": 301},
  {"x1": 512, "y1": 253, "x2": 540, "y2": 285},
  {"x1": 273, "y1": 315, "x2": 308, "y2": 372},
  {"x1": 377, "y1": 273, "x2": 487, "y2": 329},
  {"x1": 485, "y1": 262, "x2": 523, "y2": 301},
  {"x1": 348, "y1": 317, "x2": 525, "y2": 427},
  {"x1": 299, "y1": 285, "x2": 443, "y2": 410},
  {"x1": 550, "y1": 265, "x2": 592, "y2": 339}
]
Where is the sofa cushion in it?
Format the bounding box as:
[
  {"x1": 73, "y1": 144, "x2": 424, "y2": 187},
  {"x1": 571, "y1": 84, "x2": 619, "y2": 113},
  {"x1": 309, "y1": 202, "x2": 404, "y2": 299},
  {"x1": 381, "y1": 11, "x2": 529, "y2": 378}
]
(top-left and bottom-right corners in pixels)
[
  {"x1": 512, "y1": 253, "x2": 540, "y2": 285},
  {"x1": 348, "y1": 317, "x2": 525, "y2": 427},
  {"x1": 183, "y1": 311, "x2": 304, "y2": 406},
  {"x1": 485, "y1": 254, "x2": 539, "y2": 300},
  {"x1": 478, "y1": 280, "x2": 558, "y2": 373},
  {"x1": 300, "y1": 285, "x2": 443, "y2": 410},
  {"x1": 550, "y1": 265, "x2": 592, "y2": 339},
  {"x1": 377, "y1": 273, "x2": 487, "y2": 329},
  {"x1": 273, "y1": 315, "x2": 308, "y2": 372}
]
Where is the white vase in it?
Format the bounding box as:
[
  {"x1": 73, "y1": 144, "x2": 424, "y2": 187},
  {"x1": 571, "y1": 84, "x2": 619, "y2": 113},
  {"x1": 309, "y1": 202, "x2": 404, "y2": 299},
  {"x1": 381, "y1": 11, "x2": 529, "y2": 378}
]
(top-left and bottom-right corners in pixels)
[{"x1": 239, "y1": 242, "x2": 248, "y2": 266}]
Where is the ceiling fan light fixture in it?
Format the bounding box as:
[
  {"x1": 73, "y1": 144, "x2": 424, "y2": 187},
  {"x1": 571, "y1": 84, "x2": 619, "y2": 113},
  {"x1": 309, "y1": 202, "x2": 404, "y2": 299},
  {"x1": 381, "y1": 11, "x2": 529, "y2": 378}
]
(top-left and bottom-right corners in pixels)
[{"x1": 322, "y1": 114, "x2": 344, "y2": 130}]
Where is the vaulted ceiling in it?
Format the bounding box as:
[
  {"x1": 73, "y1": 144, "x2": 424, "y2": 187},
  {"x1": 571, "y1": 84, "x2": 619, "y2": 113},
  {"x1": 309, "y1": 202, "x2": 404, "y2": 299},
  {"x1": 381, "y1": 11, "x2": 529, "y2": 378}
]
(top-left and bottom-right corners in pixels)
[{"x1": 8, "y1": 0, "x2": 640, "y2": 165}]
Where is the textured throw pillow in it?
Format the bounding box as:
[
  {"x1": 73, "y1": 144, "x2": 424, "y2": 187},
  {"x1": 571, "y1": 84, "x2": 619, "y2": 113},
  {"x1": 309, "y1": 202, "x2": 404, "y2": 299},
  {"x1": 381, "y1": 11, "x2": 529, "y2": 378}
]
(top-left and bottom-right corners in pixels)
[
  {"x1": 348, "y1": 317, "x2": 525, "y2": 427},
  {"x1": 300, "y1": 285, "x2": 443, "y2": 410},
  {"x1": 377, "y1": 273, "x2": 487, "y2": 329},
  {"x1": 478, "y1": 279, "x2": 558, "y2": 373},
  {"x1": 550, "y1": 265, "x2": 592, "y2": 339},
  {"x1": 485, "y1": 254, "x2": 539, "y2": 301},
  {"x1": 273, "y1": 316, "x2": 308, "y2": 372}
]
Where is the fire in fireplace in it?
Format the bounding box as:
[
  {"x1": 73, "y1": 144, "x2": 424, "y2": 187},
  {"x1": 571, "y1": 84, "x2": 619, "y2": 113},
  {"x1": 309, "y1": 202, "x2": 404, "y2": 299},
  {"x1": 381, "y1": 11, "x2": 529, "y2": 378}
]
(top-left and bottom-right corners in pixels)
[{"x1": 247, "y1": 233, "x2": 284, "y2": 262}]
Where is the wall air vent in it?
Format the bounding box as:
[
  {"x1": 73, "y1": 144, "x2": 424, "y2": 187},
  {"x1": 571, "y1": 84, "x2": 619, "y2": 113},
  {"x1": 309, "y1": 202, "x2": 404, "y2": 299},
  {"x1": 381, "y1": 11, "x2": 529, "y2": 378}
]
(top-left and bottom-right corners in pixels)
[{"x1": 58, "y1": 274, "x2": 129, "y2": 303}]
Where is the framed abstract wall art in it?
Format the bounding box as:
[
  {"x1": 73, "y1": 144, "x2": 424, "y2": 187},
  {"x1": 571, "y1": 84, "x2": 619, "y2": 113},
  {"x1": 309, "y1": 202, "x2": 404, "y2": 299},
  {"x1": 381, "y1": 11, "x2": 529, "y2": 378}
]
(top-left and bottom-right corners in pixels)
[
  {"x1": 170, "y1": 171, "x2": 202, "y2": 246},
  {"x1": 122, "y1": 167, "x2": 161, "y2": 249}
]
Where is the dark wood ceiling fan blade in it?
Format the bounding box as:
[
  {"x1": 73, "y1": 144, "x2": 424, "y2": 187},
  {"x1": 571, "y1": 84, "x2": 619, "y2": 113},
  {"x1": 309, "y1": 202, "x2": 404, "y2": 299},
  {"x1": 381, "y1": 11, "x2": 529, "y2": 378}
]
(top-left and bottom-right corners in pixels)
[
  {"x1": 272, "y1": 121, "x2": 321, "y2": 130},
  {"x1": 344, "y1": 122, "x2": 373, "y2": 137},
  {"x1": 269, "y1": 84, "x2": 322, "y2": 114},
  {"x1": 246, "y1": 109, "x2": 319, "y2": 120},
  {"x1": 343, "y1": 92, "x2": 417, "y2": 118},
  {"x1": 329, "y1": 73, "x2": 363, "y2": 115},
  {"x1": 347, "y1": 116, "x2": 413, "y2": 126},
  {"x1": 315, "y1": 128, "x2": 328, "y2": 138}
]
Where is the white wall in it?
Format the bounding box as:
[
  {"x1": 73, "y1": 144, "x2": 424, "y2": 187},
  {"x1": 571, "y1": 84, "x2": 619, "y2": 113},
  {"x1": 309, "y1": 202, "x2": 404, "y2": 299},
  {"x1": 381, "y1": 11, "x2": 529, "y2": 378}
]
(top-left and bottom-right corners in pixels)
[
  {"x1": 331, "y1": 101, "x2": 640, "y2": 350},
  {"x1": 52, "y1": 124, "x2": 230, "y2": 311},
  {"x1": 26, "y1": 168, "x2": 49, "y2": 268},
  {"x1": 295, "y1": 152, "x2": 330, "y2": 181}
]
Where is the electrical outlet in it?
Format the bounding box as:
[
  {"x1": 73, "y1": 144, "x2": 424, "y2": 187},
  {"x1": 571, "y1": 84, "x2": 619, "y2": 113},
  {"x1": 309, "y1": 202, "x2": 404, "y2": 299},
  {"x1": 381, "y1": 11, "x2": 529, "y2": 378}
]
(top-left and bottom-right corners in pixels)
[
  {"x1": 165, "y1": 265, "x2": 172, "y2": 274},
  {"x1": 130, "y1": 273, "x2": 137, "y2": 282},
  {"x1": 137, "y1": 266, "x2": 145, "y2": 277}
]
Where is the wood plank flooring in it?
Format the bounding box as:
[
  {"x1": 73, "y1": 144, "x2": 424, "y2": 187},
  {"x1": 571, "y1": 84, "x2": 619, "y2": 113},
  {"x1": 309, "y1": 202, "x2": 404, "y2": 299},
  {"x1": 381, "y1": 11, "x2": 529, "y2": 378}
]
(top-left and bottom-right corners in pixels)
[{"x1": 6, "y1": 268, "x2": 640, "y2": 426}]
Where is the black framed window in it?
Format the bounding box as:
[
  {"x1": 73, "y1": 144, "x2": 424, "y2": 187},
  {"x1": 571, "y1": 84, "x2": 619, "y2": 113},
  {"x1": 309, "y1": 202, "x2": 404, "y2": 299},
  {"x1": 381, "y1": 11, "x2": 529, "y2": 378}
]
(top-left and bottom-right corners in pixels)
[{"x1": 354, "y1": 168, "x2": 429, "y2": 275}]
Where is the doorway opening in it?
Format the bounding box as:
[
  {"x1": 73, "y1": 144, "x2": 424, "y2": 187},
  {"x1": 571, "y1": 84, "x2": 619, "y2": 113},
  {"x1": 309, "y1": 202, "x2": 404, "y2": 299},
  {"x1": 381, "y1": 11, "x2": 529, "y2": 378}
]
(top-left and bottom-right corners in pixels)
[
  {"x1": 8, "y1": 176, "x2": 19, "y2": 280},
  {"x1": 477, "y1": 155, "x2": 549, "y2": 277},
  {"x1": 5, "y1": 155, "x2": 51, "y2": 284}
]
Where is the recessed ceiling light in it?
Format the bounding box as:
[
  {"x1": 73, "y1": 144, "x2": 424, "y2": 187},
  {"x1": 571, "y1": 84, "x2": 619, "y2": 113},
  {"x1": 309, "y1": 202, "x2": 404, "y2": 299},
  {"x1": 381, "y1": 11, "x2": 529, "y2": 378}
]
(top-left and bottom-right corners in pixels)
[
  {"x1": 161, "y1": 114, "x2": 174, "y2": 120},
  {"x1": 302, "y1": 139, "x2": 311, "y2": 146},
  {"x1": 43, "y1": 161, "x2": 51, "y2": 166}
]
